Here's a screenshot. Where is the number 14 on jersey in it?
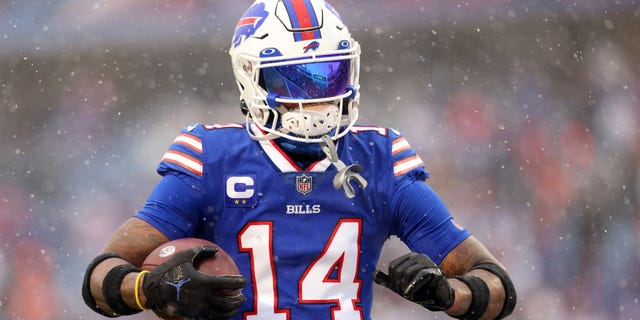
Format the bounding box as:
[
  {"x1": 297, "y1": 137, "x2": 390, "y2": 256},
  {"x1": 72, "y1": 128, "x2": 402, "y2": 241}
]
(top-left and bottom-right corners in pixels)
[{"x1": 238, "y1": 219, "x2": 364, "y2": 320}]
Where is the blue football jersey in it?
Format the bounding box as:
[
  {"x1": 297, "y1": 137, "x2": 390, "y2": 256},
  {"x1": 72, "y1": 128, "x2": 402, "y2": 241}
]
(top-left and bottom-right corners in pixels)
[{"x1": 135, "y1": 123, "x2": 470, "y2": 320}]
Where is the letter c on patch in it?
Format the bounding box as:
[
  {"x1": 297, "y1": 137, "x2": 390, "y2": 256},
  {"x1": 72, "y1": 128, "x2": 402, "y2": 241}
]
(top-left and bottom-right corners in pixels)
[{"x1": 226, "y1": 176, "x2": 255, "y2": 198}]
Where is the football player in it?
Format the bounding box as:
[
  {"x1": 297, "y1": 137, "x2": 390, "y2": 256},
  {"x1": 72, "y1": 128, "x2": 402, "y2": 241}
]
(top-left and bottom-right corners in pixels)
[{"x1": 82, "y1": 0, "x2": 516, "y2": 319}]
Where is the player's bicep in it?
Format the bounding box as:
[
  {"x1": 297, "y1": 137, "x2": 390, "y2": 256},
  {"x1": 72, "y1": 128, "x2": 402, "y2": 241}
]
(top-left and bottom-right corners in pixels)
[
  {"x1": 438, "y1": 235, "x2": 500, "y2": 276},
  {"x1": 101, "y1": 217, "x2": 169, "y2": 267}
]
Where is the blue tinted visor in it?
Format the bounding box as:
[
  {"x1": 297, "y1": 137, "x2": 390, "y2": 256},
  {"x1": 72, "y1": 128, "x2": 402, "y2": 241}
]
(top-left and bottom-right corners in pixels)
[{"x1": 260, "y1": 60, "x2": 351, "y2": 99}]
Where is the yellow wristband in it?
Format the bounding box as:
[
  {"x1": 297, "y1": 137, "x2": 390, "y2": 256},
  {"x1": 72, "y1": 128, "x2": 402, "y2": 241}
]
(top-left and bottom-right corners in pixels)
[{"x1": 134, "y1": 270, "x2": 150, "y2": 311}]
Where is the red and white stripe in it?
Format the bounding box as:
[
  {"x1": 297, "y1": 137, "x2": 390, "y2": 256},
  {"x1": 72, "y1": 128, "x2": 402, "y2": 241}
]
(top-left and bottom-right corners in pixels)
[
  {"x1": 391, "y1": 137, "x2": 411, "y2": 155},
  {"x1": 162, "y1": 150, "x2": 203, "y2": 176},
  {"x1": 173, "y1": 133, "x2": 203, "y2": 153},
  {"x1": 393, "y1": 154, "x2": 424, "y2": 176}
]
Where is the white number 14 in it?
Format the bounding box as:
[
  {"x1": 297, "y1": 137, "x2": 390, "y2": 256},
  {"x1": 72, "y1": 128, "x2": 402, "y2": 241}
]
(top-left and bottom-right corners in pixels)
[{"x1": 238, "y1": 219, "x2": 363, "y2": 320}]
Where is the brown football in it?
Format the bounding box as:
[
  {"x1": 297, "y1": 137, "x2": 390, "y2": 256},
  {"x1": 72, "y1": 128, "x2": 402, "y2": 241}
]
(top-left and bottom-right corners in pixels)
[{"x1": 141, "y1": 238, "x2": 241, "y2": 320}]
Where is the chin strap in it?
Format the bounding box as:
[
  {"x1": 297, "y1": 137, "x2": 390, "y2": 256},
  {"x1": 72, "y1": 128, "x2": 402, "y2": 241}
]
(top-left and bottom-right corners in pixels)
[
  {"x1": 245, "y1": 113, "x2": 281, "y2": 141},
  {"x1": 320, "y1": 135, "x2": 367, "y2": 199},
  {"x1": 248, "y1": 131, "x2": 280, "y2": 141}
]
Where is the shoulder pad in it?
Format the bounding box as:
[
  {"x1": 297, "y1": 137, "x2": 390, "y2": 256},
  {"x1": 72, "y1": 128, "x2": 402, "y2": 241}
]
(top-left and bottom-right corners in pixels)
[
  {"x1": 388, "y1": 128, "x2": 427, "y2": 179},
  {"x1": 157, "y1": 124, "x2": 205, "y2": 178}
]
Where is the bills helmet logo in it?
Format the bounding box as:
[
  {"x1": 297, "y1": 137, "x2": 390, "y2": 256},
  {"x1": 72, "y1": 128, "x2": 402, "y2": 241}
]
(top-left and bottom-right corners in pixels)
[
  {"x1": 303, "y1": 41, "x2": 320, "y2": 53},
  {"x1": 232, "y1": 3, "x2": 269, "y2": 48},
  {"x1": 296, "y1": 174, "x2": 313, "y2": 195}
]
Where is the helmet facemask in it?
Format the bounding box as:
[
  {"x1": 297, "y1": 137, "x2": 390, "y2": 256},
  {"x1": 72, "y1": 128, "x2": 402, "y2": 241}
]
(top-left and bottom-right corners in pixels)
[
  {"x1": 235, "y1": 46, "x2": 360, "y2": 143},
  {"x1": 279, "y1": 101, "x2": 341, "y2": 139}
]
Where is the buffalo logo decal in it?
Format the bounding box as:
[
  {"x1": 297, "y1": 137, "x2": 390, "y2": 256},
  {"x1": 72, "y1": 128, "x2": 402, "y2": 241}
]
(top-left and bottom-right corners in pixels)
[{"x1": 232, "y1": 2, "x2": 269, "y2": 48}]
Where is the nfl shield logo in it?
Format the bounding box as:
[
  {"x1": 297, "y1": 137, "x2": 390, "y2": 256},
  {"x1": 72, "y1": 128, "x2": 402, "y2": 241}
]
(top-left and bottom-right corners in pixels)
[{"x1": 296, "y1": 175, "x2": 313, "y2": 195}]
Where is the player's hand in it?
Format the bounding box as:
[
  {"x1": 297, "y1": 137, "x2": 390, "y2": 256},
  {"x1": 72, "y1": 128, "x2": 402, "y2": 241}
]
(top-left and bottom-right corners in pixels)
[
  {"x1": 373, "y1": 253, "x2": 454, "y2": 311},
  {"x1": 142, "y1": 246, "x2": 247, "y2": 320}
]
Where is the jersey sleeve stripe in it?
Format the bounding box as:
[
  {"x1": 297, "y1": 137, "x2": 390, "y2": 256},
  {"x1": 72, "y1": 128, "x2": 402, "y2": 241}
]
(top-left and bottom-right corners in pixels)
[
  {"x1": 393, "y1": 154, "x2": 425, "y2": 176},
  {"x1": 161, "y1": 150, "x2": 203, "y2": 176},
  {"x1": 173, "y1": 134, "x2": 203, "y2": 153},
  {"x1": 391, "y1": 137, "x2": 411, "y2": 155}
]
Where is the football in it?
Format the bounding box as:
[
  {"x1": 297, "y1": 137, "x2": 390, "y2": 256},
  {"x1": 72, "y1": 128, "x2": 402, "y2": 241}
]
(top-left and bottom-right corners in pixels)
[
  {"x1": 141, "y1": 238, "x2": 242, "y2": 320},
  {"x1": 142, "y1": 238, "x2": 240, "y2": 276}
]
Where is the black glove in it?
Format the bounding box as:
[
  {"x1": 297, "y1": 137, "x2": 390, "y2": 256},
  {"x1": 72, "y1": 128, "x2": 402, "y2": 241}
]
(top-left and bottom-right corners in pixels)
[
  {"x1": 373, "y1": 253, "x2": 454, "y2": 311},
  {"x1": 143, "y1": 245, "x2": 247, "y2": 320}
]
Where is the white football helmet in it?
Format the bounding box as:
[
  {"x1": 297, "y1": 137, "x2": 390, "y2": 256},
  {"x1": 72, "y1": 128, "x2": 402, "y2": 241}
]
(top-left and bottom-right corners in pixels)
[{"x1": 229, "y1": 0, "x2": 360, "y2": 143}]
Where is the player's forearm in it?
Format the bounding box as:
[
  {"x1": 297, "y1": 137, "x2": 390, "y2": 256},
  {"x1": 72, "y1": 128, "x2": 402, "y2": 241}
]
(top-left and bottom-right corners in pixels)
[
  {"x1": 89, "y1": 257, "x2": 146, "y2": 316},
  {"x1": 83, "y1": 218, "x2": 171, "y2": 316},
  {"x1": 438, "y1": 237, "x2": 515, "y2": 319},
  {"x1": 444, "y1": 277, "x2": 471, "y2": 316},
  {"x1": 122, "y1": 269, "x2": 148, "y2": 312},
  {"x1": 90, "y1": 257, "x2": 122, "y2": 315},
  {"x1": 445, "y1": 268, "x2": 506, "y2": 319}
]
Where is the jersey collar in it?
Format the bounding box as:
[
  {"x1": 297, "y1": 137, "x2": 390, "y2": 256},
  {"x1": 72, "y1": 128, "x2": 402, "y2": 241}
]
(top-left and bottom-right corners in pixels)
[{"x1": 250, "y1": 123, "x2": 332, "y2": 173}]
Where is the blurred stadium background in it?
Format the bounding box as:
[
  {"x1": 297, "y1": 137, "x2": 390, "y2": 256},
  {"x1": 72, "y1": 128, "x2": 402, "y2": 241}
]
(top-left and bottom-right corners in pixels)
[{"x1": 0, "y1": 1, "x2": 638, "y2": 319}]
